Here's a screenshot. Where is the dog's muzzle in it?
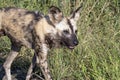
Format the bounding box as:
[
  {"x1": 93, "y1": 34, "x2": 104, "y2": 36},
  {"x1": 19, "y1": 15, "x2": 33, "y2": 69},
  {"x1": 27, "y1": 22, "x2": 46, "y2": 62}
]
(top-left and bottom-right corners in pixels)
[{"x1": 61, "y1": 34, "x2": 79, "y2": 49}]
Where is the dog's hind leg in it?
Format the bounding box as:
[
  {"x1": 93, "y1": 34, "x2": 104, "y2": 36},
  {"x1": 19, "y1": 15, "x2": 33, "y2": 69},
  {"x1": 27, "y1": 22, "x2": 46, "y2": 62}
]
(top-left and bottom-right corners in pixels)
[
  {"x1": 3, "y1": 46, "x2": 20, "y2": 80},
  {"x1": 26, "y1": 53, "x2": 36, "y2": 80}
]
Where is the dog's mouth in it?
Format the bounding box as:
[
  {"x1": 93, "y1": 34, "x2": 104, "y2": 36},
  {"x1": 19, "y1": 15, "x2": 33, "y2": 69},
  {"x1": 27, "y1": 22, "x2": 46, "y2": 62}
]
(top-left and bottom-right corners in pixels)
[
  {"x1": 68, "y1": 46, "x2": 75, "y2": 49},
  {"x1": 61, "y1": 42, "x2": 76, "y2": 49}
]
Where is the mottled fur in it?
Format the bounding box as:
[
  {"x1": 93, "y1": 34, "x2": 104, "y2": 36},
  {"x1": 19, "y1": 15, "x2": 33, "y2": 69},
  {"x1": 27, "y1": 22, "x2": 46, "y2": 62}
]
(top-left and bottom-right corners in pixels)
[{"x1": 0, "y1": 5, "x2": 82, "y2": 80}]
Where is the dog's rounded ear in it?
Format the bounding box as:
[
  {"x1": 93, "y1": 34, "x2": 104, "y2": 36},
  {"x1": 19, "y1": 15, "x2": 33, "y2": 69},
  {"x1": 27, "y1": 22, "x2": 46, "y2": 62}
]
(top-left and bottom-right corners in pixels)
[
  {"x1": 48, "y1": 6, "x2": 63, "y2": 23},
  {"x1": 70, "y1": 3, "x2": 83, "y2": 21}
]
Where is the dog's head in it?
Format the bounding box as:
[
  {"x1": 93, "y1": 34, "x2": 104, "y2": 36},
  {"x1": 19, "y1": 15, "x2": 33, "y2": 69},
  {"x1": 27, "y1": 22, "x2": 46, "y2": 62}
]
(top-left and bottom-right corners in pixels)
[{"x1": 48, "y1": 5, "x2": 82, "y2": 49}]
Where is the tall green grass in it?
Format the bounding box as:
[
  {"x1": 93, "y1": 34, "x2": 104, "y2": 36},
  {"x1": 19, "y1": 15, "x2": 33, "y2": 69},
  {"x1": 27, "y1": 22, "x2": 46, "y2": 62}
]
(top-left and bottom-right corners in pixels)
[{"x1": 0, "y1": 0, "x2": 120, "y2": 80}]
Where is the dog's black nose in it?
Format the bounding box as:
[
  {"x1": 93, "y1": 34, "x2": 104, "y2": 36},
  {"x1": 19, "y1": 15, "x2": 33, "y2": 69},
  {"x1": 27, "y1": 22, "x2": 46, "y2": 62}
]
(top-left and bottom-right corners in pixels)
[{"x1": 73, "y1": 40, "x2": 79, "y2": 46}]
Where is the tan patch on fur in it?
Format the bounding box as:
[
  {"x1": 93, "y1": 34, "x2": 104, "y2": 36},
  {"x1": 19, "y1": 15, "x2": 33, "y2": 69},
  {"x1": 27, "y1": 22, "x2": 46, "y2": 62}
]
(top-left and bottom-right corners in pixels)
[{"x1": 35, "y1": 18, "x2": 56, "y2": 42}]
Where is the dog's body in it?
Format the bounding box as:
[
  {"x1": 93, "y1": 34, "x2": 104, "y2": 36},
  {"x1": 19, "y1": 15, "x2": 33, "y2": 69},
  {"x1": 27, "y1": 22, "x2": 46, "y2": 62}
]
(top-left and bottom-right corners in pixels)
[{"x1": 0, "y1": 5, "x2": 82, "y2": 80}]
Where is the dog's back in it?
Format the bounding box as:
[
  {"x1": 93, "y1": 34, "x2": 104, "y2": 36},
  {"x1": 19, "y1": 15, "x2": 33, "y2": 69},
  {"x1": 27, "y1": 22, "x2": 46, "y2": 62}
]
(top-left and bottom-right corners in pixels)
[{"x1": 0, "y1": 7, "x2": 43, "y2": 48}]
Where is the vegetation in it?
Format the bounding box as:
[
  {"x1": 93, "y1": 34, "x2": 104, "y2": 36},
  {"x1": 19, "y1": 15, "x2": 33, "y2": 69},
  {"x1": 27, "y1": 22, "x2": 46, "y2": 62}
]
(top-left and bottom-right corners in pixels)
[{"x1": 0, "y1": 0, "x2": 120, "y2": 80}]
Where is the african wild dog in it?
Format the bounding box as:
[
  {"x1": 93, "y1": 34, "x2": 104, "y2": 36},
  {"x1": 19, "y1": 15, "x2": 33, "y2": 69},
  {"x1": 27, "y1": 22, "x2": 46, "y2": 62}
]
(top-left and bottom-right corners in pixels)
[{"x1": 0, "y1": 4, "x2": 82, "y2": 80}]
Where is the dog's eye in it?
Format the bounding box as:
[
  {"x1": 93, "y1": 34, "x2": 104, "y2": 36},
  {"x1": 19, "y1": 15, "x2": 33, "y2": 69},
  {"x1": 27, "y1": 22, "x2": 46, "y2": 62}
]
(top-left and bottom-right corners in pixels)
[
  {"x1": 75, "y1": 30, "x2": 78, "y2": 34},
  {"x1": 63, "y1": 30, "x2": 69, "y2": 34}
]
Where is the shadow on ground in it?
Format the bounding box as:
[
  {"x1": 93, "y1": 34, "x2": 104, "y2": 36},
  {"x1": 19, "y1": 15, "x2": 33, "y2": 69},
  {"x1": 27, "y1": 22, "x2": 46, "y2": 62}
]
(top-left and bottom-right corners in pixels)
[
  {"x1": 0, "y1": 53, "x2": 42, "y2": 80},
  {"x1": 0, "y1": 54, "x2": 26, "y2": 80}
]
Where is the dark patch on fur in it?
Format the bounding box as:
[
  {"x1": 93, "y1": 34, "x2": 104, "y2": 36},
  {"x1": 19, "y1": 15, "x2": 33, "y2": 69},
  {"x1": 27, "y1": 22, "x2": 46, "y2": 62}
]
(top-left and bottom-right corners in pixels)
[
  {"x1": 49, "y1": 6, "x2": 61, "y2": 14},
  {"x1": 25, "y1": 11, "x2": 43, "y2": 21},
  {"x1": 4, "y1": 7, "x2": 17, "y2": 12},
  {"x1": 45, "y1": 34, "x2": 54, "y2": 48},
  {"x1": 18, "y1": 13, "x2": 22, "y2": 17},
  {"x1": 5, "y1": 31, "x2": 23, "y2": 49},
  {"x1": 67, "y1": 19, "x2": 73, "y2": 33},
  {"x1": 31, "y1": 28, "x2": 42, "y2": 53},
  {"x1": 45, "y1": 16, "x2": 55, "y2": 27},
  {"x1": 12, "y1": 19, "x2": 17, "y2": 22},
  {"x1": 45, "y1": 33, "x2": 61, "y2": 48},
  {"x1": 0, "y1": 29, "x2": 5, "y2": 36}
]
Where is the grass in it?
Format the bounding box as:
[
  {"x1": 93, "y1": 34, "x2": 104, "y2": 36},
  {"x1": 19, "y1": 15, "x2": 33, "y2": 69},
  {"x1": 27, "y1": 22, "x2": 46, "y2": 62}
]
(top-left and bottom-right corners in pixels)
[{"x1": 0, "y1": 0, "x2": 120, "y2": 80}]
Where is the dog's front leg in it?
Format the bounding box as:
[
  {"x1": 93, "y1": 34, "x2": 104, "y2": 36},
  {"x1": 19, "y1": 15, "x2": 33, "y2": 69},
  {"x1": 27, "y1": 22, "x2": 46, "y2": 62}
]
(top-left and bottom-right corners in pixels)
[{"x1": 37, "y1": 43, "x2": 52, "y2": 80}]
